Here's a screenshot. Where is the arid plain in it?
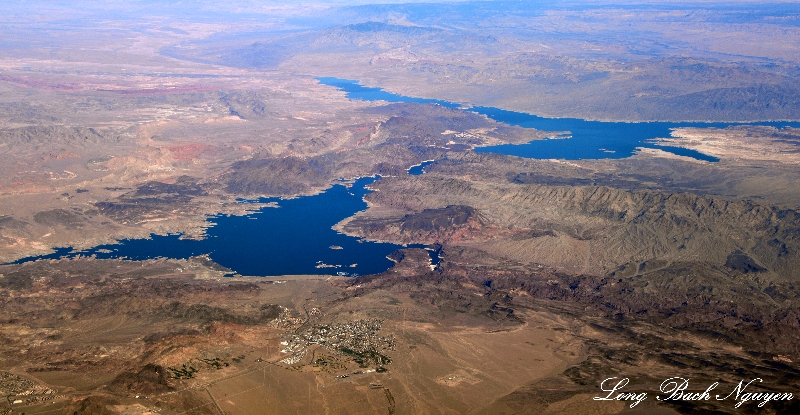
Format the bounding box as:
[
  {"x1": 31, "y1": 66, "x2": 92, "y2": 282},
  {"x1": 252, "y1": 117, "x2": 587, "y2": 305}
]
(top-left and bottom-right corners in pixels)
[{"x1": 2, "y1": 1, "x2": 800, "y2": 414}]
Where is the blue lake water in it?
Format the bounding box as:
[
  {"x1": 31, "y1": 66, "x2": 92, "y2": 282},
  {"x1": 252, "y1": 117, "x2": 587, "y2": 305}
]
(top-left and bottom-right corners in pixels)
[
  {"x1": 13, "y1": 78, "x2": 798, "y2": 275},
  {"x1": 408, "y1": 160, "x2": 435, "y2": 175},
  {"x1": 11, "y1": 176, "x2": 437, "y2": 276},
  {"x1": 318, "y1": 77, "x2": 461, "y2": 109},
  {"x1": 318, "y1": 77, "x2": 800, "y2": 161}
]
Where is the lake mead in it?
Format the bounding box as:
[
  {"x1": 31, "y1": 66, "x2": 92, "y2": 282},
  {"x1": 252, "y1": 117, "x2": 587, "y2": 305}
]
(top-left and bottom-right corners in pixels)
[{"x1": 319, "y1": 77, "x2": 800, "y2": 161}]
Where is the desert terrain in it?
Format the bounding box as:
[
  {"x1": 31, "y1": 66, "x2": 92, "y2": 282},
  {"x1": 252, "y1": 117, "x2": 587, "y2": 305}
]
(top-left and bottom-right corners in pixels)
[{"x1": 1, "y1": 1, "x2": 800, "y2": 414}]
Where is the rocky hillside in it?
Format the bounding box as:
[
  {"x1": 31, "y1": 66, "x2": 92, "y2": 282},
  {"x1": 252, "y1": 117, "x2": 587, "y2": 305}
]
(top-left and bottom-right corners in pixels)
[{"x1": 347, "y1": 173, "x2": 800, "y2": 280}]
